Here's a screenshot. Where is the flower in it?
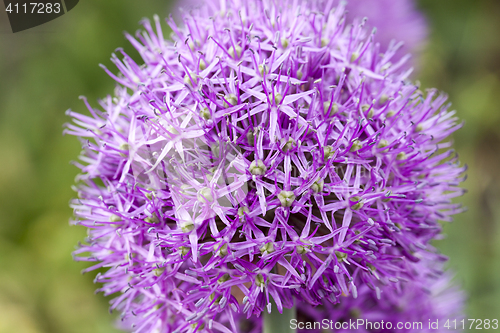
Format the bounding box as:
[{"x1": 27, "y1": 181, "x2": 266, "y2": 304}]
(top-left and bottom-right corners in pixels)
[
  {"x1": 66, "y1": 0, "x2": 465, "y2": 332},
  {"x1": 296, "y1": 256, "x2": 465, "y2": 333},
  {"x1": 175, "y1": 0, "x2": 428, "y2": 63},
  {"x1": 176, "y1": 254, "x2": 465, "y2": 333},
  {"x1": 219, "y1": 256, "x2": 465, "y2": 333}
]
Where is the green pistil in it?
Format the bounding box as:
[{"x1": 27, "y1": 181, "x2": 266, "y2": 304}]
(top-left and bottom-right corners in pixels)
[
  {"x1": 223, "y1": 93, "x2": 238, "y2": 108},
  {"x1": 246, "y1": 130, "x2": 255, "y2": 146},
  {"x1": 214, "y1": 243, "x2": 229, "y2": 257},
  {"x1": 281, "y1": 37, "x2": 289, "y2": 48},
  {"x1": 377, "y1": 139, "x2": 389, "y2": 149},
  {"x1": 260, "y1": 242, "x2": 275, "y2": 255},
  {"x1": 145, "y1": 187, "x2": 155, "y2": 200},
  {"x1": 119, "y1": 143, "x2": 129, "y2": 157},
  {"x1": 296, "y1": 245, "x2": 307, "y2": 254},
  {"x1": 249, "y1": 159, "x2": 267, "y2": 176},
  {"x1": 379, "y1": 94, "x2": 389, "y2": 105},
  {"x1": 179, "y1": 246, "x2": 190, "y2": 256},
  {"x1": 166, "y1": 125, "x2": 178, "y2": 136},
  {"x1": 335, "y1": 250, "x2": 348, "y2": 261},
  {"x1": 350, "y1": 196, "x2": 364, "y2": 210},
  {"x1": 323, "y1": 146, "x2": 334, "y2": 160},
  {"x1": 278, "y1": 190, "x2": 295, "y2": 207},
  {"x1": 181, "y1": 221, "x2": 195, "y2": 233},
  {"x1": 184, "y1": 73, "x2": 195, "y2": 86},
  {"x1": 255, "y1": 273, "x2": 266, "y2": 287},
  {"x1": 296, "y1": 240, "x2": 312, "y2": 255},
  {"x1": 282, "y1": 137, "x2": 296, "y2": 152},
  {"x1": 354, "y1": 231, "x2": 362, "y2": 244},
  {"x1": 188, "y1": 39, "x2": 199, "y2": 51},
  {"x1": 200, "y1": 107, "x2": 211, "y2": 120},
  {"x1": 352, "y1": 202, "x2": 364, "y2": 210},
  {"x1": 199, "y1": 59, "x2": 206, "y2": 71},
  {"x1": 218, "y1": 273, "x2": 230, "y2": 284},
  {"x1": 124, "y1": 252, "x2": 136, "y2": 261},
  {"x1": 324, "y1": 102, "x2": 339, "y2": 116},
  {"x1": 274, "y1": 93, "x2": 283, "y2": 105},
  {"x1": 299, "y1": 123, "x2": 315, "y2": 135},
  {"x1": 191, "y1": 323, "x2": 205, "y2": 331},
  {"x1": 109, "y1": 214, "x2": 122, "y2": 222},
  {"x1": 396, "y1": 152, "x2": 407, "y2": 160},
  {"x1": 259, "y1": 64, "x2": 268, "y2": 76},
  {"x1": 322, "y1": 276, "x2": 330, "y2": 286},
  {"x1": 153, "y1": 267, "x2": 165, "y2": 277},
  {"x1": 350, "y1": 140, "x2": 363, "y2": 152},
  {"x1": 311, "y1": 179, "x2": 324, "y2": 193},
  {"x1": 229, "y1": 45, "x2": 242, "y2": 58},
  {"x1": 144, "y1": 212, "x2": 159, "y2": 224},
  {"x1": 197, "y1": 187, "x2": 213, "y2": 203},
  {"x1": 238, "y1": 206, "x2": 250, "y2": 218},
  {"x1": 209, "y1": 293, "x2": 222, "y2": 303},
  {"x1": 180, "y1": 184, "x2": 190, "y2": 194}
]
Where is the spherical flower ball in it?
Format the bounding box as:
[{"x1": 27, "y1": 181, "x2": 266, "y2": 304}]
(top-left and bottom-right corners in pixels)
[{"x1": 66, "y1": 0, "x2": 465, "y2": 332}]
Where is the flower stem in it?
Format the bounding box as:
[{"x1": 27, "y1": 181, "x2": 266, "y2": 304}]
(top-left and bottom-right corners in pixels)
[{"x1": 263, "y1": 302, "x2": 296, "y2": 333}]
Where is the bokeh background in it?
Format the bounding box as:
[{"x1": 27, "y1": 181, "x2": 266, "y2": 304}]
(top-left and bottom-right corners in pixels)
[{"x1": 0, "y1": 0, "x2": 499, "y2": 332}]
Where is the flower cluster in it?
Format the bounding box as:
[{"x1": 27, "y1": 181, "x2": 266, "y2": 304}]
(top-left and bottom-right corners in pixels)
[{"x1": 66, "y1": 0, "x2": 465, "y2": 332}]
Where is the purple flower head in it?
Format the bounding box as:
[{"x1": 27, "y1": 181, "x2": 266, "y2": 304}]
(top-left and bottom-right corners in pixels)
[{"x1": 66, "y1": 0, "x2": 465, "y2": 332}]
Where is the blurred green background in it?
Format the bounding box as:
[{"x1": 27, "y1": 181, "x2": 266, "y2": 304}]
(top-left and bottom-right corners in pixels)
[{"x1": 0, "y1": 0, "x2": 499, "y2": 332}]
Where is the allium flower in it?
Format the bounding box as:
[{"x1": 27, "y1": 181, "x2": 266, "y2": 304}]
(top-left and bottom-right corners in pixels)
[{"x1": 66, "y1": 0, "x2": 465, "y2": 332}]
